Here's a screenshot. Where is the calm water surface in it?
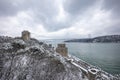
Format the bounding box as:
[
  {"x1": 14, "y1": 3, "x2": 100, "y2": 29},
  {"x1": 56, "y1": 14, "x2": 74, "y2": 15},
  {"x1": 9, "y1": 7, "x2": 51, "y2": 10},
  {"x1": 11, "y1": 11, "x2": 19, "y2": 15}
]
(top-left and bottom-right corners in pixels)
[{"x1": 45, "y1": 40, "x2": 120, "y2": 74}]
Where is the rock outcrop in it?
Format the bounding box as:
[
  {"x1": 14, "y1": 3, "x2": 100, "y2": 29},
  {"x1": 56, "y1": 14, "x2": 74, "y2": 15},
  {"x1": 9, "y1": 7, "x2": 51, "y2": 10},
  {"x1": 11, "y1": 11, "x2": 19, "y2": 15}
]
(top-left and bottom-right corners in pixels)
[
  {"x1": 0, "y1": 36, "x2": 83, "y2": 80},
  {"x1": 0, "y1": 36, "x2": 119, "y2": 80}
]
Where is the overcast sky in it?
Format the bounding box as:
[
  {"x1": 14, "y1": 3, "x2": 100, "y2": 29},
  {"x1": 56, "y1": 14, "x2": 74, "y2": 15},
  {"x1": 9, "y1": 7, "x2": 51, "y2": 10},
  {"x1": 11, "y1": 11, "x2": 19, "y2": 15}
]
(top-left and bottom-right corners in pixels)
[{"x1": 0, "y1": 0, "x2": 120, "y2": 39}]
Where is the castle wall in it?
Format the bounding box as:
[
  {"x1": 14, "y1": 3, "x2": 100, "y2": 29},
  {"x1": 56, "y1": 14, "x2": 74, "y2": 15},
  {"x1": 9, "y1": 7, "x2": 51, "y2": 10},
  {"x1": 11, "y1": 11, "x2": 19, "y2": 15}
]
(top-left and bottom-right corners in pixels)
[{"x1": 56, "y1": 44, "x2": 68, "y2": 57}]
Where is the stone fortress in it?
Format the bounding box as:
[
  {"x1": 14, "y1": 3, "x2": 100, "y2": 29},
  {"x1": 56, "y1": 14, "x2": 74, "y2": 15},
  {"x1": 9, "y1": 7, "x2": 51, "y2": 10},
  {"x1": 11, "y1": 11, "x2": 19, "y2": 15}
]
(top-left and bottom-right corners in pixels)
[
  {"x1": 21, "y1": 30, "x2": 68, "y2": 57},
  {"x1": 20, "y1": 30, "x2": 118, "y2": 80},
  {"x1": 56, "y1": 44, "x2": 68, "y2": 57}
]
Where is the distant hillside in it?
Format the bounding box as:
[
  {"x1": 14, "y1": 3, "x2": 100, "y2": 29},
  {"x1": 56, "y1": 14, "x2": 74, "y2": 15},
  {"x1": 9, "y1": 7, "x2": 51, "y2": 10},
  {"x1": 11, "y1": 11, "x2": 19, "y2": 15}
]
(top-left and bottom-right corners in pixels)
[{"x1": 65, "y1": 35, "x2": 120, "y2": 43}]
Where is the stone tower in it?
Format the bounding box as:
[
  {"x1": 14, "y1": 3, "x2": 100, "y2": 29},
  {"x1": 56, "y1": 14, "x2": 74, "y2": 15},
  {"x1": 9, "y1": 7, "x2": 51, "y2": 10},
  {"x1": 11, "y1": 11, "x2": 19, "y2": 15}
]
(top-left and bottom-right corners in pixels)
[
  {"x1": 22, "y1": 30, "x2": 30, "y2": 41},
  {"x1": 56, "y1": 44, "x2": 68, "y2": 57}
]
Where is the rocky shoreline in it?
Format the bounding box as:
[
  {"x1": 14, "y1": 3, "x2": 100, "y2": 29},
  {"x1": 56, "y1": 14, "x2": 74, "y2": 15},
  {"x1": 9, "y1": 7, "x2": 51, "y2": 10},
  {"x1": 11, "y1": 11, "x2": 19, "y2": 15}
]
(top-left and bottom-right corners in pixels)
[{"x1": 0, "y1": 36, "x2": 120, "y2": 80}]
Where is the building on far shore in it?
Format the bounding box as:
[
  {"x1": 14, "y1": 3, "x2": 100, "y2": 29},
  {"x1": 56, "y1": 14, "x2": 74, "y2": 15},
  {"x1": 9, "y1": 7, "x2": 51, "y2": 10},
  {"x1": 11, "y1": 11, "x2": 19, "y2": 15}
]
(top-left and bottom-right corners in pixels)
[
  {"x1": 56, "y1": 44, "x2": 68, "y2": 57},
  {"x1": 22, "y1": 30, "x2": 30, "y2": 41}
]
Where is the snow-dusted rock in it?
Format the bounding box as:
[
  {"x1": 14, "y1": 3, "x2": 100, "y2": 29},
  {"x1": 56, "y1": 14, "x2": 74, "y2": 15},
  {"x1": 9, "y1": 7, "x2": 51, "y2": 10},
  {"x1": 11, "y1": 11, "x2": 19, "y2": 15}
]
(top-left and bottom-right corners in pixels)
[
  {"x1": 0, "y1": 36, "x2": 119, "y2": 80},
  {"x1": 0, "y1": 36, "x2": 83, "y2": 80}
]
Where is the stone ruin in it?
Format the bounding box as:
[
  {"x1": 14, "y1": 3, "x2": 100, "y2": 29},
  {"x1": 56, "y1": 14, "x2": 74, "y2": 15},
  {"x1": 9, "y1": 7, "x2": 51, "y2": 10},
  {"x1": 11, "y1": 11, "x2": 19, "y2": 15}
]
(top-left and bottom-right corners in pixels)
[
  {"x1": 22, "y1": 30, "x2": 30, "y2": 41},
  {"x1": 56, "y1": 44, "x2": 68, "y2": 57},
  {"x1": 88, "y1": 68, "x2": 100, "y2": 80}
]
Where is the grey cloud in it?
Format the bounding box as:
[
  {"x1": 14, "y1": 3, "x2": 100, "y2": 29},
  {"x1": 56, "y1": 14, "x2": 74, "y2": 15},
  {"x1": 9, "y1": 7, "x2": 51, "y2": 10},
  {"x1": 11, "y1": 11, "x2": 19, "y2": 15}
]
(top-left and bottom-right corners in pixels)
[
  {"x1": 63, "y1": 0, "x2": 97, "y2": 15},
  {"x1": 0, "y1": 0, "x2": 20, "y2": 16},
  {"x1": 0, "y1": 0, "x2": 58, "y2": 17},
  {"x1": 105, "y1": 24, "x2": 120, "y2": 34},
  {"x1": 0, "y1": 0, "x2": 98, "y2": 31},
  {"x1": 100, "y1": 0, "x2": 120, "y2": 35},
  {"x1": 102, "y1": 0, "x2": 120, "y2": 18},
  {"x1": 49, "y1": 0, "x2": 98, "y2": 31},
  {"x1": 0, "y1": 0, "x2": 120, "y2": 38},
  {"x1": 44, "y1": 0, "x2": 98, "y2": 31},
  {"x1": 22, "y1": 0, "x2": 74, "y2": 31},
  {"x1": 25, "y1": 0, "x2": 58, "y2": 17},
  {"x1": 20, "y1": 0, "x2": 98, "y2": 31},
  {"x1": 92, "y1": 23, "x2": 120, "y2": 37},
  {"x1": 20, "y1": 0, "x2": 61, "y2": 31},
  {"x1": 0, "y1": 0, "x2": 60, "y2": 31}
]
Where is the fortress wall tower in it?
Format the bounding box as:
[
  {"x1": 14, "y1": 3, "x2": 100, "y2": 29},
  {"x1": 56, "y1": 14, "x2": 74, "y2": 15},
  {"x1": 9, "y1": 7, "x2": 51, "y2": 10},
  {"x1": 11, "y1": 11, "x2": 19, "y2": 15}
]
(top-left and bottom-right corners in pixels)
[
  {"x1": 56, "y1": 44, "x2": 68, "y2": 57},
  {"x1": 22, "y1": 31, "x2": 30, "y2": 41}
]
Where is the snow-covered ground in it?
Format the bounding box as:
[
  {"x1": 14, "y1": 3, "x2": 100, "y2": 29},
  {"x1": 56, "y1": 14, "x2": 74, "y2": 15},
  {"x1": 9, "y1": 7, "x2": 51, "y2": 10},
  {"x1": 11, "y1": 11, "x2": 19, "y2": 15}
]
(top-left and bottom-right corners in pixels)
[{"x1": 0, "y1": 36, "x2": 119, "y2": 80}]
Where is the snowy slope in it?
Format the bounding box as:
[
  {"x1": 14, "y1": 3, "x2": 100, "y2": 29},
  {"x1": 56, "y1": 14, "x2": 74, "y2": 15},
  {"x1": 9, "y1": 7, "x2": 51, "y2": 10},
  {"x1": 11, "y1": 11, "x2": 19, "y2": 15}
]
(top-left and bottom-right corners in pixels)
[
  {"x1": 0, "y1": 36, "x2": 119, "y2": 80},
  {"x1": 0, "y1": 37, "x2": 84, "y2": 80}
]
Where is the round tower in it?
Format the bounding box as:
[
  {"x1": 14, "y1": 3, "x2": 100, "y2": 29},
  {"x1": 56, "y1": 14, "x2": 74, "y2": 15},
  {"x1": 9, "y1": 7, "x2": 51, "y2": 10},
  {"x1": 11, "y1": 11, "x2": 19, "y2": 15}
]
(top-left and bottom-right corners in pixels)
[{"x1": 22, "y1": 30, "x2": 30, "y2": 41}]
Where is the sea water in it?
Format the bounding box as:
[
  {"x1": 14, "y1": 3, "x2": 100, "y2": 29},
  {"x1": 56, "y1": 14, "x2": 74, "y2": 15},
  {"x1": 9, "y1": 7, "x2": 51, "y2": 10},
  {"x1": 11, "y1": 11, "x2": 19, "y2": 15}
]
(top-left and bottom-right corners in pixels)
[{"x1": 44, "y1": 40, "x2": 120, "y2": 74}]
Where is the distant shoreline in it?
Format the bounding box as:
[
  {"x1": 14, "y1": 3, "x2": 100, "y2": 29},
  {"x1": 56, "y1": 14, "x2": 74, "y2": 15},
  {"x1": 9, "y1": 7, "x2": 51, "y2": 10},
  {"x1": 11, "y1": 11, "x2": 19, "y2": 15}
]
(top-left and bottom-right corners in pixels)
[{"x1": 64, "y1": 35, "x2": 120, "y2": 43}]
